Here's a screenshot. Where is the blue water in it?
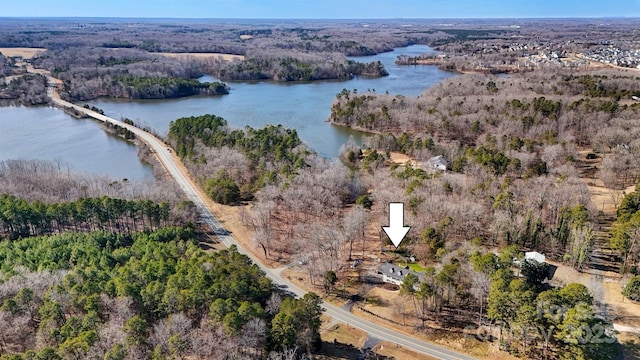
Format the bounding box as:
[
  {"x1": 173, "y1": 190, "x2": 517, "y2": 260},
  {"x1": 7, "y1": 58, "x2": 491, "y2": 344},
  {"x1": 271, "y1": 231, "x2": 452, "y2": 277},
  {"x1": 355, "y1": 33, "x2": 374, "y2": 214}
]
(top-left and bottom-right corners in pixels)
[
  {"x1": 0, "y1": 105, "x2": 154, "y2": 179},
  {"x1": 92, "y1": 45, "x2": 454, "y2": 158}
]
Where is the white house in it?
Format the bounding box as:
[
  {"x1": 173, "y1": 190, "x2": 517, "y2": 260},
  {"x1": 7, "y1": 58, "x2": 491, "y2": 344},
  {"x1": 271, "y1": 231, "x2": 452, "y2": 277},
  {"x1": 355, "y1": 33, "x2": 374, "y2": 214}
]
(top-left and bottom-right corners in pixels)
[
  {"x1": 525, "y1": 251, "x2": 546, "y2": 263},
  {"x1": 377, "y1": 263, "x2": 422, "y2": 288},
  {"x1": 426, "y1": 155, "x2": 448, "y2": 172}
]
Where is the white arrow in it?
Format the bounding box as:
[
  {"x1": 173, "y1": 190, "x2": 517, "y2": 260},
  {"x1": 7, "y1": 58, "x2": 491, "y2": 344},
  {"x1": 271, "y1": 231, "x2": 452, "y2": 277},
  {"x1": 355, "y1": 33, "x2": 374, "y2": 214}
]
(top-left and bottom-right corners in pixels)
[{"x1": 382, "y1": 202, "x2": 411, "y2": 248}]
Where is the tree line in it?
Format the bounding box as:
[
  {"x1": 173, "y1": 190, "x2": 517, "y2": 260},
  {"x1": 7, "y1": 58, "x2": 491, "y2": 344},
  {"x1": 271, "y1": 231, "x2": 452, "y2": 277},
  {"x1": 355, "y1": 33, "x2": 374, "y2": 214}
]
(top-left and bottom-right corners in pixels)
[
  {"x1": 113, "y1": 75, "x2": 228, "y2": 99},
  {"x1": 480, "y1": 250, "x2": 615, "y2": 359},
  {"x1": 0, "y1": 159, "x2": 198, "y2": 231},
  {"x1": 0, "y1": 194, "x2": 177, "y2": 240},
  {"x1": 206, "y1": 50, "x2": 388, "y2": 81}
]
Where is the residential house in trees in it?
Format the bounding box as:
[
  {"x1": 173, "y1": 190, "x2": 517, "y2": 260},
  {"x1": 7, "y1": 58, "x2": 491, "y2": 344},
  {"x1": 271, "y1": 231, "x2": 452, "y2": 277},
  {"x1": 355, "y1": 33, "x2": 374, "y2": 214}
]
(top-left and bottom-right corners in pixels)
[
  {"x1": 525, "y1": 251, "x2": 546, "y2": 263},
  {"x1": 425, "y1": 155, "x2": 448, "y2": 172},
  {"x1": 377, "y1": 263, "x2": 422, "y2": 286}
]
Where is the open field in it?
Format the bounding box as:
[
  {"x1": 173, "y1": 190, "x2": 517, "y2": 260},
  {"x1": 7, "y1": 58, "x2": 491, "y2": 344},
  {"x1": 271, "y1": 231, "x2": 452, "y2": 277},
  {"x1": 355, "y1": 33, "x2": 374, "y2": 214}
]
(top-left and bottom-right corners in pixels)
[
  {"x1": 0, "y1": 47, "x2": 46, "y2": 59},
  {"x1": 156, "y1": 52, "x2": 244, "y2": 61},
  {"x1": 389, "y1": 151, "x2": 422, "y2": 167}
]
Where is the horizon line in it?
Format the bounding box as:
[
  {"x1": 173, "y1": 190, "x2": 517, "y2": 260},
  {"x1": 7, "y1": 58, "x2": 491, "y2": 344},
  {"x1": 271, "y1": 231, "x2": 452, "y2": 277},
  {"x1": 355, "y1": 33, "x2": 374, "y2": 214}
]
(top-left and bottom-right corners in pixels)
[{"x1": 0, "y1": 16, "x2": 638, "y2": 20}]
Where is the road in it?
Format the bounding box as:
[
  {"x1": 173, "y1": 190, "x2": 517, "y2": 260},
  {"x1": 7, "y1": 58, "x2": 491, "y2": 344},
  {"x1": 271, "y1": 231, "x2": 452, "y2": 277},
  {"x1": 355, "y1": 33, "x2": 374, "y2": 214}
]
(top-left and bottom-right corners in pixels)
[{"x1": 40, "y1": 70, "x2": 476, "y2": 360}]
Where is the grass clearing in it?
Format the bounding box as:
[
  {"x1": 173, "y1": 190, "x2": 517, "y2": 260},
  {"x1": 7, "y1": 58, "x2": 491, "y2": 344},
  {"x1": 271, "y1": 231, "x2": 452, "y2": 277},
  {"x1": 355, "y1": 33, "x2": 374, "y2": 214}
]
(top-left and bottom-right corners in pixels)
[
  {"x1": 320, "y1": 323, "x2": 368, "y2": 348},
  {"x1": 397, "y1": 262, "x2": 428, "y2": 273}
]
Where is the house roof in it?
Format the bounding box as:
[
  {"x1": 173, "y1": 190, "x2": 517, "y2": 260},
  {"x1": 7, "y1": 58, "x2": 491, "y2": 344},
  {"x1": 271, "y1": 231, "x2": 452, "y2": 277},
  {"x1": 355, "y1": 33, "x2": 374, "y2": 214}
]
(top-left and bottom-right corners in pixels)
[
  {"x1": 377, "y1": 262, "x2": 421, "y2": 282},
  {"x1": 525, "y1": 251, "x2": 545, "y2": 263},
  {"x1": 428, "y1": 155, "x2": 448, "y2": 166}
]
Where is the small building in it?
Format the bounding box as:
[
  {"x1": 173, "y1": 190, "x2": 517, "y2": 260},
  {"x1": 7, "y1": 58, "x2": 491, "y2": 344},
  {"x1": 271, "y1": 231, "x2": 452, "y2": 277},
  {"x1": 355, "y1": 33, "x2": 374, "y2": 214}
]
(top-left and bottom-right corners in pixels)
[
  {"x1": 426, "y1": 155, "x2": 448, "y2": 172},
  {"x1": 377, "y1": 263, "x2": 421, "y2": 287},
  {"x1": 525, "y1": 251, "x2": 546, "y2": 263}
]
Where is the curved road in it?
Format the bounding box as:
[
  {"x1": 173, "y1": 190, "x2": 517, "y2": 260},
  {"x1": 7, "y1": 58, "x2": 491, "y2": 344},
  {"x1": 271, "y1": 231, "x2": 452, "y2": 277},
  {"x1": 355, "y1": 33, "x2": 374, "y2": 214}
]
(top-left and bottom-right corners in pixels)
[{"x1": 41, "y1": 72, "x2": 475, "y2": 360}]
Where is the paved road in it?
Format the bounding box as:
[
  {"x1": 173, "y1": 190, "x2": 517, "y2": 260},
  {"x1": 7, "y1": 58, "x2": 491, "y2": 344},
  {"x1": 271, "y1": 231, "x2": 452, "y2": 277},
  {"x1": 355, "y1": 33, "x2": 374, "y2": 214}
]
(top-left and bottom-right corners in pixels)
[{"x1": 41, "y1": 72, "x2": 476, "y2": 360}]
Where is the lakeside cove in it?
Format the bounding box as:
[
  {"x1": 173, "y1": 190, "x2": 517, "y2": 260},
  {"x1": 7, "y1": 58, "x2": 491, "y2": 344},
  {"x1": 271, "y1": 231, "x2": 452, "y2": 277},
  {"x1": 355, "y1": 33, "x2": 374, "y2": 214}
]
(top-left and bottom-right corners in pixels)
[{"x1": 0, "y1": 45, "x2": 453, "y2": 179}]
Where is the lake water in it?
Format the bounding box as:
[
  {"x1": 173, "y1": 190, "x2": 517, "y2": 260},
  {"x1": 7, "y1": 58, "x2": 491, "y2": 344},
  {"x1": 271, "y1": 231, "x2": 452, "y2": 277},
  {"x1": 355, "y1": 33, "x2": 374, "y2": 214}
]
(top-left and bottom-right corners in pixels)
[
  {"x1": 0, "y1": 45, "x2": 454, "y2": 178},
  {"x1": 0, "y1": 105, "x2": 154, "y2": 180}
]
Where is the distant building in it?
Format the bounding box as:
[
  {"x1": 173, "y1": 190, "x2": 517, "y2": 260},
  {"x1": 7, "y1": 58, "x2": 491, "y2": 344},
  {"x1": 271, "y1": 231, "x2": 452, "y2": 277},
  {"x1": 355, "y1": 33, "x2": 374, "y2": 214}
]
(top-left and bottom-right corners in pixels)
[
  {"x1": 377, "y1": 263, "x2": 421, "y2": 287},
  {"x1": 525, "y1": 251, "x2": 546, "y2": 263},
  {"x1": 426, "y1": 155, "x2": 448, "y2": 172}
]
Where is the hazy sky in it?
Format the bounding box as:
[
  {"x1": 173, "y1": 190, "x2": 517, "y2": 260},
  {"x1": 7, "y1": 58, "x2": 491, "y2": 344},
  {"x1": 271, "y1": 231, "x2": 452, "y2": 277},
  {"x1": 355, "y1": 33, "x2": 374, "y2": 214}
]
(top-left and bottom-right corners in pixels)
[{"x1": 3, "y1": 0, "x2": 639, "y2": 18}]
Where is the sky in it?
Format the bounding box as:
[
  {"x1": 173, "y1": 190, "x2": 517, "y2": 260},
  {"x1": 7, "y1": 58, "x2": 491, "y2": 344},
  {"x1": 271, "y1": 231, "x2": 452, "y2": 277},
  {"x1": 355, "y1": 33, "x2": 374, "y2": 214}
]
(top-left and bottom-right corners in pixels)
[{"x1": 2, "y1": 0, "x2": 640, "y2": 19}]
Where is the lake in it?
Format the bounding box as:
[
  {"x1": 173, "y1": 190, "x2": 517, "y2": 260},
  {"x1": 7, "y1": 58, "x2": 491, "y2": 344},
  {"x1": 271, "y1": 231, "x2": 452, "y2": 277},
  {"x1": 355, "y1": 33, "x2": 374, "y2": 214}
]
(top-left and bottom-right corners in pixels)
[
  {"x1": 0, "y1": 45, "x2": 454, "y2": 179},
  {"x1": 0, "y1": 105, "x2": 154, "y2": 180}
]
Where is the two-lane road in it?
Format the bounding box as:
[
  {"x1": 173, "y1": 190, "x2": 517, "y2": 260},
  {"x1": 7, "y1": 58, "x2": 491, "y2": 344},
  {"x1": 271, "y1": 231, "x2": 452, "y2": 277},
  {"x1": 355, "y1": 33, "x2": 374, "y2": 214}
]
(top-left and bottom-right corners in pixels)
[{"x1": 43, "y1": 74, "x2": 476, "y2": 360}]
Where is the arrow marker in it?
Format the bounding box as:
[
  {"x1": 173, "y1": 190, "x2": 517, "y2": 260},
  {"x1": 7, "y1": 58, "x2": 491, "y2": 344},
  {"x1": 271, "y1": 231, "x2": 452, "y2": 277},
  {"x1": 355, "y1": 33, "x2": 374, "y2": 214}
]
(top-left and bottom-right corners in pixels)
[{"x1": 382, "y1": 202, "x2": 411, "y2": 248}]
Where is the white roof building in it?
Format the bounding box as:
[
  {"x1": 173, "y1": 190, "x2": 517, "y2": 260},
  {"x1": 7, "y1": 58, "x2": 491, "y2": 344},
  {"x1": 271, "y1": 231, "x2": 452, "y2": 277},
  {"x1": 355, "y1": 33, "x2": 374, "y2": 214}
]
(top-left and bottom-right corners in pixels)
[
  {"x1": 426, "y1": 155, "x2": 448, "y2": 172},
  {"x1": 525, "y1": 251, "x2": 545, "y2": 263}
]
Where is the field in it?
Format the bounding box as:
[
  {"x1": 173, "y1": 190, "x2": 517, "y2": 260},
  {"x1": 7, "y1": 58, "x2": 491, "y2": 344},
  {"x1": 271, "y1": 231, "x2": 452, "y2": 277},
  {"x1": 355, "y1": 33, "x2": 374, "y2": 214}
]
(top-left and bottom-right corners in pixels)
[{"x1": 0, "y1": 47, "x2": 46, "y2": 59}]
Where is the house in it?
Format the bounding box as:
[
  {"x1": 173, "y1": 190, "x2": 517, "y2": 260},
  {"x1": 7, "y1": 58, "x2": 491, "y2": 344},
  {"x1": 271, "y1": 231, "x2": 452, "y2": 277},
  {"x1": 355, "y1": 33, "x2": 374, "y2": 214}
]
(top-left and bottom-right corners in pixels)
[
  {"x1": 426, "y1": 155, "x2": 448, "y2": 172},
  {"x1": 525, "y1": 251, "x2": 546, "y2": 263},
  {"x1": 377, "y1": 262, "x2": 421, "y2": 287}
]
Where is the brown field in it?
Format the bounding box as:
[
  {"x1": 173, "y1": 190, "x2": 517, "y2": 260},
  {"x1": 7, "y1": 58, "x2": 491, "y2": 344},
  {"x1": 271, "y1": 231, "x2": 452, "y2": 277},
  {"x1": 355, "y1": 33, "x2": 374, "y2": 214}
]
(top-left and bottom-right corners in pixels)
[
  {"x1": 321, "y1": 323, "x2": 368, "y2": 348},
  {"x1": 156, "y1": 52, "x2": 244, "y2": 61},
  {"x1": 372, "y1": 342, "x2": 438, "y2": 360},
  {"x1": 389, "y1": 151, "x2": 422, "y2": 167},
  {"x1": 0, "y1": 47, "x2": 46, "y2": 59},
  {"x1": 605, "y1": 280, "x2": 640, "y2": 328}
]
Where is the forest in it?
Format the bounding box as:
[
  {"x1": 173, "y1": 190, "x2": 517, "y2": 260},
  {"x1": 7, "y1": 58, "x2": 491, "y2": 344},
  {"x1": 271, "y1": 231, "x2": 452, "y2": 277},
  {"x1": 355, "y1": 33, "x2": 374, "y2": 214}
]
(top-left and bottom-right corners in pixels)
[
  {"x1": 208, "y1": 50, "x2": 388, "y2": 81},
  {"x1": 0, "y1": 227, "x2": 324, "y2": 359},
  {"x1": 25, "y1": 47, "x2": 387, "y2": 100},
  {"x1": 0, "y1": 73, "x2": 48, "y2": 105},
  {"x1": 390, "y1": 245, "x2": 617, "y2": 359},
  {"x1": 329, "y1": 68, "x2": 635, "y2": 258},
  {"x1": 31, "y1": 48, "x2": 228, "y2": 100},
  {"x1": 0, "y1": 194, "x2": 172, "y2": 240},
  {"x1": 163, "y1": 109, "x2": 610, "y2": 354},
  {"x1": 0, "y1": 159, "x2": 325, "y2": 359},
  {"x1": 168, "y1": 114, "x2": 315, "y2": 203}
]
